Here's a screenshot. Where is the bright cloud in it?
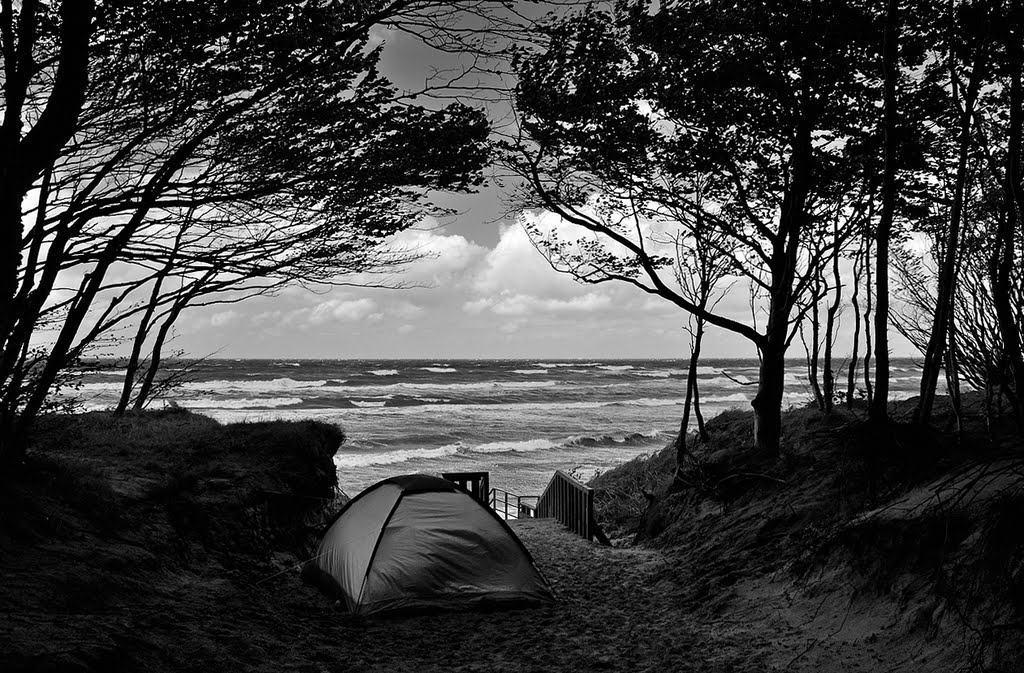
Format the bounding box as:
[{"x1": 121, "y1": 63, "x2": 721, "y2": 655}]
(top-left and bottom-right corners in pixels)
[
  {"x1": 465, "y1": 291, "x2": 613, "y2": 317},
  {"x1": 472, "y1": 223, "x2": 586, "y2": 298},
  {"x1": 388, "y1": 226, "x2": 487, "y2": 286},
  {"x1": 303, "y1": 298, "x2": 382, "y2": 325},
  {"x1": 209, "y1": 310, "x2": 241, "y2": 327}
]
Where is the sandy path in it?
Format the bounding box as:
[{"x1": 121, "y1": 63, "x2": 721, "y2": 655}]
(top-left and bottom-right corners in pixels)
[
  {"x1": 272, "y1": 518, "x2": 775, "y2": 673},
  {"x1": 3, "y1": 517, "x2": 938, "y2": 672}
]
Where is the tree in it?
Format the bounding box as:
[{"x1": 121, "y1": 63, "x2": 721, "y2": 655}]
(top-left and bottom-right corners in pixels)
[
  {"x1": 1, "y1": 0, "x2": 499, "y2": 466},
  {"x1": 508, "y1": 0, "x2": 878, "y2": 454},
  {"x1": 671, "y1": 208, "x2": 734, "y2": 461},
  {"x1": 870, "y1": 0, "x2": 901, "y2": 423},
  {"x1": 980, "y1": 0, "x2": 1024, "y2": 429},
  {"x1": 914, "y1": 0, "x2": 991, "y2": 424}
]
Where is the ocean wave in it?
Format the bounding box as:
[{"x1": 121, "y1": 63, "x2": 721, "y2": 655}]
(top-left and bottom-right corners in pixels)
[
  {"x1": 471, "y1": 438, "x2": 560, "y2": 454},
  {"x1": 85, "y1": 369, "x2": 128, "y2": 378},
  {"x1": 175, "y1": 396, "x2": 304, "y2": 409},
  {"x1": 381, "y1": 395, "x2": 451, "y2": 407},
  {"x1": 334, "y1": 444, "x2": 461, "y2": 468},
  {"x1": 609, "y1": 398, "x2": 685, "y2": 407},
  {"x1": 637, "y1": 369, "x2": 687, "y2": 378},
  {"x1": 702, "y1": 393, "x2": 750, "y2": 403},
  {"x1": 421, "y1": 367, "x2": 456, "y2": 373},
  {"x1": 77, "y1": 382, "x2": 123, "y2": 392},
  {"x1": 370, "y1": 369, "x2": 399, "y2": 376},
  {"x1": 701, "y1": 376, "x2": 753, "y2": 386},
  {"x1": 247, "y1": 395, "x2": 717, "y2": 414},
  {"x1": 598, "y1": 365, "x2": 634, "y2": 372},
  {"x1": 181, "y1": 377, "x2": 561, "y2": 395},
  {"x1": 367, "y1": 380, "x2": 560, "y2": 393},
  {"x1": 335, "y1": 429, "x2": 672, "y2": 468},
  {"x1": 181, "y1": 377, "x2": 326, "y2": 392},
  {"x1": 564, "y1": 430, "x2": 668, "y2": 448},
  {"x1": 512, "y1": 369, "x2": 548, "y2": 375},
  {"x1": 536, "y1": 362, "x2": 601, "y2": 368}
]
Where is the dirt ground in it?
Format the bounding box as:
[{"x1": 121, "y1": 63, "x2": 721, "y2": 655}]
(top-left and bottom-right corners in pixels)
[
  {"x1": 0, "y1": 506, "x2": 983, "y2": 673},
  {"x1": 2, "y1": 408, "x2": 1016, "y2": 672}
]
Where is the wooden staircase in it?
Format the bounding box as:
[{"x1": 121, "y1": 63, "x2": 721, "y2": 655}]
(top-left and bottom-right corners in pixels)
[
  {"x1": 442, "y1": 469, "x2": 610, "y2": 545},
  {"x1": 537, "y1": 470, "x2": 610, "y2": 546}
]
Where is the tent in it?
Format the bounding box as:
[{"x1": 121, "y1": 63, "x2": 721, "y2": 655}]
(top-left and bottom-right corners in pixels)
[{"x1": 302, "y1": 474, "x2": 555, "y2": 616}]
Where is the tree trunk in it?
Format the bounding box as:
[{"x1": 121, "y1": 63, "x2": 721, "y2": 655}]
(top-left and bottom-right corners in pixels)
[
  {"x1": 693, "y1": 332, "x2": 709, "y2": 442},
  {"x1": 750, "y1": 55, "x2": 813, "y2": 454},
  {"x1": 132, "y1": 300, "x2": 187, "y2": 411},
  {"x1": 675, "y1": 316, "x2": 707, "y2": 483},
  {"x1": 806, "y1": 295, "x2": 825, "y2": 411},
  {"x1": 864, "y1": 229, "x2": 875, "y2": 409},
  {"x1": 823, "y1": 223, "x2": 842, "y2": 414},
  {"x1": 917, "y1": 51, "x2": 984, "y2": 424},
  {"x1": 945, "y1": 311, "x2": 963, "y2": 438},
  {"x1": 991, "y1": 1, "x2": 1024, "y2": 430},
  {"x1": 0, "y1": 0, "x2": 96, "y2": 467},
  {"x1": 753, "y1": 340, "x2": 786, "y2": 454},
  {"x1": 871, "y1": 0, "x2": 899, "y2": 423},
  {"x1": 848, "y1": 242, "x2": 864, "y2": 409}
]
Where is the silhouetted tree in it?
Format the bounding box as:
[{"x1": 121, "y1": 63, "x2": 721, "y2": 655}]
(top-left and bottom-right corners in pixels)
[
  {"x1": 508, "y1": 0, "x2": 879, "y2": 454},
  {"x1": 0, "y1": 0, "x2": 498, "y2": 466}
]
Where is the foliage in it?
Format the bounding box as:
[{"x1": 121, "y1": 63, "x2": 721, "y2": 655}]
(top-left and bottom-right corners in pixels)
[
  {"x1": 0, "y1": 1, "x2": 494, "y2": 462},
  {"x1": 506, "y1": 0, "x2": 886, "y2": 453}
]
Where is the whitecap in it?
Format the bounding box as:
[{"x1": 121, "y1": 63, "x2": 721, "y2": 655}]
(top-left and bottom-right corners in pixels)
[
  {"x1": 637, "y1": 369, "x2": 687, "y2": 378},
  {"x1": 613, "y1": 398, "x2": 686, "y2": 407},
  {"x1": 77, "y1": 382, "x2": 124, "y2": 392},
  {"x1": 181, "y1": 377, "x2": 325, "y2": 392},
  {"x1": 701, "y1": 376, "x2": 754, "y2": 386},
  {"x1": 702, "y1": 393, "x2": 751, "y2": 403},
  {"x1": 470, "y1": 438, "x2": 559, "y2": 454},
  {"x1": 174, "y1": 396, "x2": 304, "y2": 409},
  {"x1": 334, "y1": 444, "x2": 461, "y2": 468}
]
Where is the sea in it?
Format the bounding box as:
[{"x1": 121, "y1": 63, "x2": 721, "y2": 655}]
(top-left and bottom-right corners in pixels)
[{"x1": 73, "y1": 358, "x2": 925, "y2": 498}]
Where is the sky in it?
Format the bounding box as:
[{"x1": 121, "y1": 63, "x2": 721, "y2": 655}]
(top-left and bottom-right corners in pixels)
[
  {"x1": 169, "y1": 19, "x2": 916, "y2": 361},
  {"x1": 174, "y1": 213, "x2": 757, "y2": 359}
]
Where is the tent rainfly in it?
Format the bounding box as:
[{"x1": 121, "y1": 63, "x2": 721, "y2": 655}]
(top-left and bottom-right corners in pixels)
[{"x1": 302, "y1": 474, "x2": 555, "y2": 616}]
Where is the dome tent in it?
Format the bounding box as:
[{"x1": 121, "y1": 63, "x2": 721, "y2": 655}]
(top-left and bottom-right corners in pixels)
[{"x1": 302, "y1": 474, "x2": 554, "y2": 616}]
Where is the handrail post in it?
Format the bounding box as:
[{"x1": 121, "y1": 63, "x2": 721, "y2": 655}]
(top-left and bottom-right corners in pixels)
[{"x1": 585, "y1": 488, "x2": 593, "y2": 541}]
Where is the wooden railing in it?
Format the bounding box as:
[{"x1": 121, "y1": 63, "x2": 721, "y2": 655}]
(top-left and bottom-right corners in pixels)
[
  {"x1": 441, "y1": 471, "x2": 490, "y2": 506},
  {"x1": 489, "y1": 487, "x2": 538, "y2": 520},
  {"x1": 536, "y1": 470, "x2": 610, "y2": 545}
]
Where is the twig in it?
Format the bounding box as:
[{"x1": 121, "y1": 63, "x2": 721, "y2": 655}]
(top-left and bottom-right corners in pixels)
[{"x1": 721, "y1": 370, "x2": 758, "y2": 386}]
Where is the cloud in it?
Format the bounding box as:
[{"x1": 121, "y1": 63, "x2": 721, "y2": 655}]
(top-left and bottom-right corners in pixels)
[
  {"x1": 465, "y1": 291, "x2": 613, "y2": 317},
  {"x1": 388, "y1": 226, "x2": 487, "y2": 286},
  {"x1": 209, "y1": 310, "x2": 241, "y2": 327},
  {"x1": 389, "y1": 301, "x2": 425, "y2": 320},
  {"x1": 303, "y1": 298, "x2": 382, "y2": 325},
  {"x1": 471, "y1": 223, "x2": 586, "y2": 298}
]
